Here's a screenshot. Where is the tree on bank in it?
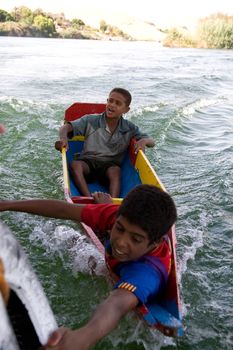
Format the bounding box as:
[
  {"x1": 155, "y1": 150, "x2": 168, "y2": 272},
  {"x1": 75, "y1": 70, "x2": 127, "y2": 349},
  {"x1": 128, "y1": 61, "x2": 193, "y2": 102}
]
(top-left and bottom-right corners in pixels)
[
  {"x1": 0, "y1": 6, "x2": 56, "y2": 37},
  {"x1": 11, "y1": 6, "x2": 34, "y2": 25},
  {"x1": 33, "y1": 15, "x2": 56, "y2": 37},
  {"x1": 0, "y1": 9, "x2": 14, "y2": 22}
]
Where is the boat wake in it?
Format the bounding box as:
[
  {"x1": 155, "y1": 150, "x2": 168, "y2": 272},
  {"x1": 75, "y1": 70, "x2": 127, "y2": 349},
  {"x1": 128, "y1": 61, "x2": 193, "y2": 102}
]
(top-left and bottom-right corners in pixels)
[{"x1": 30, "y1": 223, "x2": 106, "y2": 276}]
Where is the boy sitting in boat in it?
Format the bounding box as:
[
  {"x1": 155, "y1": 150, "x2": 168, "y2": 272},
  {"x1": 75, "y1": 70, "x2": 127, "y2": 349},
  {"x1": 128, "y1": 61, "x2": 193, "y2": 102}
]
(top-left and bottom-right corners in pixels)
[
  {"x1": 55, "y1": 88, "x2": 155, "y2": 197},
  {"x1": 0, "y1": 184, "x2": 177, "y2": 350}
]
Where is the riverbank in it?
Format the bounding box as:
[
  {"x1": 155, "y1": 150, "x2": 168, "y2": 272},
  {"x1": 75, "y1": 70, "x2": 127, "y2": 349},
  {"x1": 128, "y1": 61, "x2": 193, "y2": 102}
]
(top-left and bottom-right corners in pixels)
[
  {"x1": 0, "y1": 6, "x2": 232, "y2": 48},
  {"x1": 0, "y1": 7, "x2": 134, "y2": 41},
  {"x1": 0, "y1": 21, "x2": 133, "y2": 41}
]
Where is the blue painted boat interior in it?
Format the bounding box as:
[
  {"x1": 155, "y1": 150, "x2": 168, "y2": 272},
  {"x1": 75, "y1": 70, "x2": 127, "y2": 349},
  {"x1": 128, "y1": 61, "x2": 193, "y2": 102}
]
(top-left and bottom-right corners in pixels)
[{"x1": 67, "y1": 140, "x2": 141, "y2": 197}]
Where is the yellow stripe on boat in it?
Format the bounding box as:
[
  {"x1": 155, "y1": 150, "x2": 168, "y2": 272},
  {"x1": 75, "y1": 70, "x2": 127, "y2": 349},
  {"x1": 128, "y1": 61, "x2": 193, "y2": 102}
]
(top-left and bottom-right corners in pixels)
[
  {"x1": 135, "y1": 150, "x2": 166, "y2": 191},
  {"x1": 62, "y1": 147, "x2": 72, "y2": 202},
  {"x1": 71, "y1": 135, "x2": 85, "y2": 141}
]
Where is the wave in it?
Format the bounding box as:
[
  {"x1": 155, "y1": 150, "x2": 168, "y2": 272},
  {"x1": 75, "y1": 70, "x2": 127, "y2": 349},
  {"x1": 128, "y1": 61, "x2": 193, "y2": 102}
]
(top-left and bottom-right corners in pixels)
[
  {"x1": 0, "y1": 96, "x2": 64, "y2": 136},
  {"x1": 29, "y1": 223, "x2": 106, "y2": 276},
  {"x1": 181, "y1": 97, "x2": 220, "y2": 117}
]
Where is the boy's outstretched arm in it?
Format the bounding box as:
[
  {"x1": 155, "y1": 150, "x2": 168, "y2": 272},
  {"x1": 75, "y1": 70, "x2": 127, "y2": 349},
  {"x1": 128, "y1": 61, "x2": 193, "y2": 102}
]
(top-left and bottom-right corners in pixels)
[
  {"x1": 42, "y1": 289, "x2": 139, "y2": 350},
  {"x1": 0, "y1": 199, "x2": 84, "y2": 222}
]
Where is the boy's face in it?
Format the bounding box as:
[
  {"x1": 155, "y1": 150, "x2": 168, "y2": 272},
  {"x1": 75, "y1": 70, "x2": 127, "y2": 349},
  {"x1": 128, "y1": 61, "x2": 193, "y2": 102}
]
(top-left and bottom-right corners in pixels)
[
  {"x1": 106, "y1": 92, "x2": 130, "y2": 120},
  {"x1": 110, "y1": 215, "x2": 157, "y2": 262}
]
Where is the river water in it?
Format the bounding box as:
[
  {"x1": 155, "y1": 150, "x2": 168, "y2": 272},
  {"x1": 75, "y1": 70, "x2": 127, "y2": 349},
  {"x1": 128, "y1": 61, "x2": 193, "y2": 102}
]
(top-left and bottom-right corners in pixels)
[{"x1": 0, "y1": 37, "x2": 233, "y2": 350}]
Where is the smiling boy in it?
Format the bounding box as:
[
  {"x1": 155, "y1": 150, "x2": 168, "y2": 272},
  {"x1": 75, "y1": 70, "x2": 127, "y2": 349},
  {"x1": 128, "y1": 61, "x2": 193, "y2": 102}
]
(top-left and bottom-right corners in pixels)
[
  {"x1": 56, "y1": 88, "x2": 155, "y2": 197},
  {"x1": 0, "y1": 184, "x2": 177, "y2": 350}
]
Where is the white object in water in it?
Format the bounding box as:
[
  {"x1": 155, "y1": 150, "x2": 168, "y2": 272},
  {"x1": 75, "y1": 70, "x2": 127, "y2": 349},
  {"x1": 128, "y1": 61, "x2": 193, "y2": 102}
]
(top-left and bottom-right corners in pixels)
[{"x1": 0, "y1": 220, "x2": 58, "y2": 350}]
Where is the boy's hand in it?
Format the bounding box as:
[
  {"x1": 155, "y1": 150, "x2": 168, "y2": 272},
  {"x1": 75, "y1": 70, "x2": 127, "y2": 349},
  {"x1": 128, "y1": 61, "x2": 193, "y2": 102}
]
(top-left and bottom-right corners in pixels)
[
  {"x1": 55, "y1": 139, "x2": 68, "y2": 151},
  {"x1": 134, "y1": 139, "x2": 147, "y2": 153},
  {"x1": 92, "y1": 192, "x2": 113, "y2": 204},
  {"x1": 41, "y1": 327, "x2": 90, "y2": 350},
  {"x1": 134, "y1": 138, "x2": 155, "y2": 153},
  {"x1": 41, "y1": 327, "x2": 66, "y2": 348}
]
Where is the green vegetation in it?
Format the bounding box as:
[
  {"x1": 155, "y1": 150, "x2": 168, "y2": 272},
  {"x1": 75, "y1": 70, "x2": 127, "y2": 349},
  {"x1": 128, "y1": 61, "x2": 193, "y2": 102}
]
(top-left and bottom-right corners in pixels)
[
  {"x1": 99, "y1": 20, "x2": 126, "y2": 38},
  {"x1": 0, "y1": 7, "x2": 232, "y2": 48},
  {"x1": 0, "y1": 9, "x2": 14, "y2": 22},
  {"x1": 198, "y1": 13, "x2": 233, "y2": 49},
  {"x1": 0, "y1": 6, "x2": 57, "y2": 37},
  {"x1": 163, "y1": 28, "x2": 196, "y2": 48},
  {"x1": 0, "y1": 6, "x2": 131, "y2": 40},
  {"x1": 163, "y1": 13, "x2": 233, "y2": 49}
]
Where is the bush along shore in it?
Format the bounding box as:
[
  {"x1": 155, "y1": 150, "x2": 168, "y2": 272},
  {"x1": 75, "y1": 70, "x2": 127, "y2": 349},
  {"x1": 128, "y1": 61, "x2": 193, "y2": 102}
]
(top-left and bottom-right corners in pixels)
[
  {"x1": 0, "y1": 7, "x2": 233, "y2": 48},
  {"x1": 0, "y1": 7, "x2": 132, "y2": 41},
  {"x1": 163, "y1": 13, "x2": 233, "y2": 49}
]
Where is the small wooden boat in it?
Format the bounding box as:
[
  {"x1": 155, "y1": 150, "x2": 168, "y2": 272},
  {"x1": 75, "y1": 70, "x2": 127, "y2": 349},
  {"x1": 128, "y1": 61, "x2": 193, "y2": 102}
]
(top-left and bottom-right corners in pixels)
[{"x1": 61, "y1": 102, "x2": 183, "y2": 337}]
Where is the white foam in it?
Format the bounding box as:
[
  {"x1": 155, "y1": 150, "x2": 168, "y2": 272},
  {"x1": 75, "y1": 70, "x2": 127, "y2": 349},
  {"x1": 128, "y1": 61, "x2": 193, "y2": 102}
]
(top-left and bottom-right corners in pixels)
[
  {"x1": 182, "y1": 98, "x2": 219, "y2": 116},
  {"x1": 144, "y1": 106, "x2": 160, "y2": 112},
  {"x1": 128, "y1": 105, "x2": 160, "y2": 119},
  {"x1": 30, "y1": 224, "x2": 106, "y2": 276},
  {"x1": 109, "y1": 315, "x2": 171, "y2": 350},
  {"x1": 179, "y1": 227, "x2": 204, "y2": 277},
  {"x1": 0, "y1": 96, "x2": 60, "y2": 130}
]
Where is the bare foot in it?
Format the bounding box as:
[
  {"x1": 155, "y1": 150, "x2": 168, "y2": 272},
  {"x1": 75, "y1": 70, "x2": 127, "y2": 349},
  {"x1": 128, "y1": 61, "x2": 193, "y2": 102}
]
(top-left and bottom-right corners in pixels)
[{"x1": 92, "y1": 192, "x2": 113, "y2": 204}]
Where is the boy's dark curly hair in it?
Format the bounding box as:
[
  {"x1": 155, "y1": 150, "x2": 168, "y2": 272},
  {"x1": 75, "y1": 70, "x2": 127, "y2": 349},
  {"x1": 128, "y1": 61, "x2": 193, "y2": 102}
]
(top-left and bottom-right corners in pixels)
[
  {"x1": 110, "y1": 88, "x2": 132, "y2": 106},
  {"x1": 117, "y1": 184, "x2": 177, "y2": 244}
]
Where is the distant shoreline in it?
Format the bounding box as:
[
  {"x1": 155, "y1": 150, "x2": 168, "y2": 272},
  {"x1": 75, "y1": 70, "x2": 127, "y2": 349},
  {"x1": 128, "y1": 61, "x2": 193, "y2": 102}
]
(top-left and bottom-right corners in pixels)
[
  {"x1": 0, "y1": 7, "x2": 133, "y2": 42},
  {"x1": 0, "y1": 7, "x2": 232, "y2": 48}
]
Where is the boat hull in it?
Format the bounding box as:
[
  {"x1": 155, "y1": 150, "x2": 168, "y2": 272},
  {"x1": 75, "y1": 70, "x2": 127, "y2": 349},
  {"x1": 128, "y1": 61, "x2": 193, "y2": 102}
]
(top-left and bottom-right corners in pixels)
[{"x1": 61, "y1": 102, "x2": 183, "y2": 337}]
